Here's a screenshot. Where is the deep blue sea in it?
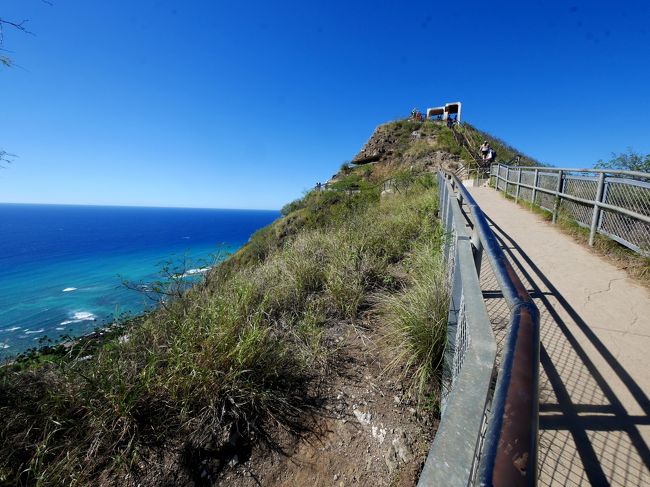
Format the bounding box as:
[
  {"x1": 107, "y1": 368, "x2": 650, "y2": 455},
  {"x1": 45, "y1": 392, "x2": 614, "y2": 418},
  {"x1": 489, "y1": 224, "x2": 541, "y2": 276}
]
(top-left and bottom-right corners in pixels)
[{"x1": 0, "y1": 204, "x2": 278, "y2": 359}]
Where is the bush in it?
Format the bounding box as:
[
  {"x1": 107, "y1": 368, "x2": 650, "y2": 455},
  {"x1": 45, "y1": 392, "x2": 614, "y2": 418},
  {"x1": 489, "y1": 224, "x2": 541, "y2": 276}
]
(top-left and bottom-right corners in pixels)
[{"x1": 378, "y1": 238, "x2": 448, "y2": 403}]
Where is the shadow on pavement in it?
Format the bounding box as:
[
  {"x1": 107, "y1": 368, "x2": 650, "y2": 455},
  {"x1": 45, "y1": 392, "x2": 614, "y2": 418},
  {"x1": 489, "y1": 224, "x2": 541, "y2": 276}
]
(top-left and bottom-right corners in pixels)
[{"x1": 478, "y1": 215, "x2": 650, "y2": 486}]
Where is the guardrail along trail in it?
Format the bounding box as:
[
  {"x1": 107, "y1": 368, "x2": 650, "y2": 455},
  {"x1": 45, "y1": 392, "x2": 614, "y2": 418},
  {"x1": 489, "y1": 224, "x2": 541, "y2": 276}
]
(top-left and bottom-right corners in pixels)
[
  {"x1": 469, "y1": 185, "x2": 650, "y2": 486},
  {"x1": 421, "y1": 174, "x2": 539, "y2": 487}
]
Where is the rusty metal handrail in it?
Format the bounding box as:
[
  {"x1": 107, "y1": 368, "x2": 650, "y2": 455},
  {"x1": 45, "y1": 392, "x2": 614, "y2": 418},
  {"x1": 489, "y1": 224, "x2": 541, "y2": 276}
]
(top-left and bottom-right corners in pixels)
[
  {"x1": 419, "y1": 172, "x2": 540, "y2": 486},
  {"x1": 454, "y1": 174, "x2": 540, "y2": 486},
  {"x1": 419, "y1": 174, "x2": 497, "y2": 486}
]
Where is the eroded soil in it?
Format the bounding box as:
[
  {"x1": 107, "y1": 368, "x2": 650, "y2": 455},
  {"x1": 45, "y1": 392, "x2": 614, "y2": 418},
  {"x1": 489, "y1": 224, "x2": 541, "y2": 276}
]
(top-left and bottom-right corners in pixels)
[{"x1": 211, "y1": 319, "x2": 438, "y2": 487}]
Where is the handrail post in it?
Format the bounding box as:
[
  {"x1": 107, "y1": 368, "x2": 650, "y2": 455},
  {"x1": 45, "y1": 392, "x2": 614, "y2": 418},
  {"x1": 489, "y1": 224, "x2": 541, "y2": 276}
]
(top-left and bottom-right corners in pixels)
[
  {"x1": 471, "y1": 227, "x2": 483, "y2": 277},
  {"x1": 589, "y1": 172, "x2": 606, "y2": 246},
  {"x1": 552, "y1": 170, "x2": 563, "y2": 224},
  {"x1": 515, "y1": 168, "x2": 522, "y2": 203},
  {"x1": 531, "y1": 169, "x2": 539, "y2": 205},
  {"x1": 506, "y1": 166, "x2": 511, "y2": 195}
]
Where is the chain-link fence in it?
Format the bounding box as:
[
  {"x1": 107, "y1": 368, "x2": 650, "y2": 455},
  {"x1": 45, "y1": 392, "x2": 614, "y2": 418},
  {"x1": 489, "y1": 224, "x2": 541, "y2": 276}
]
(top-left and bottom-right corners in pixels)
[{"x1": 491, "y1": 164, "x2": 650, "y2": 255}]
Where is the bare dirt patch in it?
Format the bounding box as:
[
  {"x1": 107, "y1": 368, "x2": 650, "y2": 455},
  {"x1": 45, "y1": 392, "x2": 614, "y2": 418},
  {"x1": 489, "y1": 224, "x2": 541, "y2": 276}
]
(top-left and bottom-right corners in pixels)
[{"x1": 210, "y1": 319, "x2": 438, "y2": 487}]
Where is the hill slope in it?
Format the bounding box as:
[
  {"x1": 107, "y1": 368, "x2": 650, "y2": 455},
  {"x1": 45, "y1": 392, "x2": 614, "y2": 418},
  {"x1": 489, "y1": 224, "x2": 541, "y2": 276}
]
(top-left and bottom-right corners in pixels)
[{"x1": 0, "y1": 118, "x2": 535, "y2": 486}]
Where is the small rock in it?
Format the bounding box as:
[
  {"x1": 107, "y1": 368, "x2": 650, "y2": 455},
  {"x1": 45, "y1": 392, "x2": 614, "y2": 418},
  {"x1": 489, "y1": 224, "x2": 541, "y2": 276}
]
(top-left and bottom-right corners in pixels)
[
  {"x1": 353, "y1": 409, "x2": 372, "y2": 425},
  {"x1": 334, "y1": 474, "x2": 339, "y2": 481}
]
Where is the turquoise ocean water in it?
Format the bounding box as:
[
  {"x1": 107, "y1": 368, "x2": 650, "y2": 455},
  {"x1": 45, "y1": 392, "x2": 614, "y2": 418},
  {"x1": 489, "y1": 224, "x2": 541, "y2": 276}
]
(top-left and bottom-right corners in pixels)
[{"x1": 0, "y1": 204, "x2": 278, "y2": 359}]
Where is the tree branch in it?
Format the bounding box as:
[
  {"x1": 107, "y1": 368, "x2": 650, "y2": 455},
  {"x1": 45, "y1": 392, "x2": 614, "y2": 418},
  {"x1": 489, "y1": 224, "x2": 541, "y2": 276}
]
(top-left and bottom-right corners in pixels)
[
  {"x1": 0, "y1": 150, "x2": 16, "y2": 169},
  {"x1": 0, "y1": 18, "x2": 34, "y2": 46}
]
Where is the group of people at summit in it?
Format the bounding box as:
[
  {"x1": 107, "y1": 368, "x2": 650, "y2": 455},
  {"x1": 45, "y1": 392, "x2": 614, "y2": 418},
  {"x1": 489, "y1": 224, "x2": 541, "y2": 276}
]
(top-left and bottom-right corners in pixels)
[{"x1": 410, "y1": 108, "x2": 457, "y2": 128}]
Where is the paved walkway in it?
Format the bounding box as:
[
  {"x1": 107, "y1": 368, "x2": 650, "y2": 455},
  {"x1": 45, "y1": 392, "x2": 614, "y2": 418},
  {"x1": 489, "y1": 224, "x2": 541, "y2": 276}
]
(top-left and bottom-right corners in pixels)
[{"x1": 468, "y1": 186, "x2": 650, "y2": 487}]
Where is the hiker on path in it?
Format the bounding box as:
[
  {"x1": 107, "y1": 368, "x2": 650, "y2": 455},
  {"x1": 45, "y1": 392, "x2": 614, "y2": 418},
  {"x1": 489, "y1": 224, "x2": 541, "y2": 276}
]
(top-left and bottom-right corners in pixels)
[
  {"x1": 446, "y1": 116, "x2": 454, "y2": 128},
  {"x1": 480, "y1": 140, "x2": 490, "y2": 160},
  {"x1": 411, "y1": 108, "x2": 418, "y2": 120},
  {"x1": 486, "y1": 148, "x2": 497, "y2": 164}
]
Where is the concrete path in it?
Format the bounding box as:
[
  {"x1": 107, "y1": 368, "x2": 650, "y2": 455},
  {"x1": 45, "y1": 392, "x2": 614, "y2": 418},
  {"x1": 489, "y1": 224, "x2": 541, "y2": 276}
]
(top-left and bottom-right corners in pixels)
[{"x1": 468, "y1": 186, "x2": 650, "y2": 487}]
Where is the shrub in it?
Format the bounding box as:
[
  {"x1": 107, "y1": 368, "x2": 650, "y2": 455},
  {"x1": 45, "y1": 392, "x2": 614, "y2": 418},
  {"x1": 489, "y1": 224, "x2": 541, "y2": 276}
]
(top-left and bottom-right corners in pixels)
[{"x1": 378, "y1": 238, "x2": 449, "y2": 404}]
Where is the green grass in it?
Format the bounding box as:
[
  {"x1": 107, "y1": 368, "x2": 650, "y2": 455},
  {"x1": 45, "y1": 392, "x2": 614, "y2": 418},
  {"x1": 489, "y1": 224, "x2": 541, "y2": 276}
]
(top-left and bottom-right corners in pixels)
[
  {"x1": 378, "y1": 238, "x2": 448, "y2": 403},
  {"x1": 0, "y1": 168, "x2": 447, "y2": 485},
  {"x1": 460, "y1": 123, "x2": 541, "y2": 166}
]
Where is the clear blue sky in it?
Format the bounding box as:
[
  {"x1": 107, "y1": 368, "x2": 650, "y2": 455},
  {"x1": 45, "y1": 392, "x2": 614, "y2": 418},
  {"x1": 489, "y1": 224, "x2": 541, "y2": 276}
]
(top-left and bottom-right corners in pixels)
[{"x1": 1, "y1": 0, "x2": 649, "y2": 209}]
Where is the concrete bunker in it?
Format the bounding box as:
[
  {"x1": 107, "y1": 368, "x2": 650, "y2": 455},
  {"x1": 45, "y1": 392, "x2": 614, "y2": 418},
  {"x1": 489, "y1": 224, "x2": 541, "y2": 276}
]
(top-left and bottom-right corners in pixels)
[{"x1": 426, "y1": 101, "x2": 462, "y2": 123}]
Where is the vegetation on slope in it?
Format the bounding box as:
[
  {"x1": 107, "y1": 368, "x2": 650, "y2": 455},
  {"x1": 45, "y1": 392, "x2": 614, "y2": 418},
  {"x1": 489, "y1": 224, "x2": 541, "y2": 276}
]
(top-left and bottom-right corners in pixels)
[
  {"x1": 0, "y1": 125, "x2": 449, "y2": 485},
  {"x1": 1, "y1": 117, "x2": 541, "y2": 484}
]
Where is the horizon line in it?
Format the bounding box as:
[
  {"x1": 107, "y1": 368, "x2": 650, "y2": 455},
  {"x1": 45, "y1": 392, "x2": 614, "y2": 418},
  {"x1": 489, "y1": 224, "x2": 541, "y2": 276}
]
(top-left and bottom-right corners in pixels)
[{"x1": 0, "y1": 201, "x2": 280, "y2": 212}]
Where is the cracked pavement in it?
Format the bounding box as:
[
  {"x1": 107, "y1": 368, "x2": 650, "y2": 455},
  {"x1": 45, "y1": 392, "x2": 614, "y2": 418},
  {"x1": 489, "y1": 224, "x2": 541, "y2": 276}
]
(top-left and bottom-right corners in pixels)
[{"x1": 469, "y1": 185, "x2": 650, "y2": 486}]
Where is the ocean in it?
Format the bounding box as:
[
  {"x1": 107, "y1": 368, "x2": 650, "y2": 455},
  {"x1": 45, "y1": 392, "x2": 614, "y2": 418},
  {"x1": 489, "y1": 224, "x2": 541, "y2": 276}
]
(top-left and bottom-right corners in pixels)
[{"x1": 0, "y1": 203, "x2": 279, "y2": 360}]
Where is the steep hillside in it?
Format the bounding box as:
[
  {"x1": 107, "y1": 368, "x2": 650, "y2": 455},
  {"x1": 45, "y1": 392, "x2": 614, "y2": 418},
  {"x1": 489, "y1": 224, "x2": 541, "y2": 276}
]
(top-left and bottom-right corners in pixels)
[{"x1": 0, "y1": 118, "x2": 535, "y2": 487}]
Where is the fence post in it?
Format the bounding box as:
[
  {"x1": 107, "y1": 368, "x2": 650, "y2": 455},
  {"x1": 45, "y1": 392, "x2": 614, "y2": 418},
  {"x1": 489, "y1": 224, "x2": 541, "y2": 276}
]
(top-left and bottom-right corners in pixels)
[
  {"x1": 589, "y1": 172, "x2": 606, "y2": 246},
  {"x1": 515, "y1": 168, "x2": 522, "y2": 203},
  {"x1": 495, "y1": 164, "x2": 501, "y2": 191},
  {"x1": 500, "y1": 164, "x2": 506, "y2": 192},
  {"x1": 552, "y1": 170, "x2": 563, "y2": 224},
  {"x1": 506, "y1": 166, "x2": 511, "y2": 195},
  {"x1": 531, "y1": 169, "x2": 539, "y2": 205}
]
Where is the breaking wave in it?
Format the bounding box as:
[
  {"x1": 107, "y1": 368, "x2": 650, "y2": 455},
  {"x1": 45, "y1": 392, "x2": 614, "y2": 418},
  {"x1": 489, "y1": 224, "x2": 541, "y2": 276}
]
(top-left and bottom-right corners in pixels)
[{"x1": 60, "y1": 311, "x2": 97, "y2": 326}]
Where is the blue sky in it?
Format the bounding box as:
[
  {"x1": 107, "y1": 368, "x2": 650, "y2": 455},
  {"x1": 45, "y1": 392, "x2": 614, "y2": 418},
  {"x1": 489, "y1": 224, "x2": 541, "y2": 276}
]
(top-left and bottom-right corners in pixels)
[{"x1": 1, "y1": 0, "x2": 649, "y2": 209}]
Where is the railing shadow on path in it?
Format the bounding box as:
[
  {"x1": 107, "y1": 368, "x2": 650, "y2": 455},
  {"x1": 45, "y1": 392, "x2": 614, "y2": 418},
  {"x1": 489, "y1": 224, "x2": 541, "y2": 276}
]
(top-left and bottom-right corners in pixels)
[{"x1": 474, "y1": 212, "x2": 650, "y2": 486}]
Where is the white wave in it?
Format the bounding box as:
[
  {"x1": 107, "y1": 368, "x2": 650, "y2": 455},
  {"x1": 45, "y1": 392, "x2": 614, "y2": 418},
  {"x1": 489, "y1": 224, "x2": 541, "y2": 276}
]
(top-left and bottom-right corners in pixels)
[
  {"x1": 181, "y1": 267, "x2": 212, "y2": 277},
  {"x1": 24, "y1": 329, "x2": 45, "y2": 335},
  {"x1": 60, "y1": 311, "x2": 97, "y2": 326},
  {"x1": 2, "y1": 326, "x2": 20, "y2": 332},
  {"x1": 55, "y1": 327, "x2": 65, "y2": 331},
  {"x1": 0, "y1": 342, "x2": 9, "y2": 349},
  {"x1": 62, "y1": 287, "x2": 78, "y2": 292}
]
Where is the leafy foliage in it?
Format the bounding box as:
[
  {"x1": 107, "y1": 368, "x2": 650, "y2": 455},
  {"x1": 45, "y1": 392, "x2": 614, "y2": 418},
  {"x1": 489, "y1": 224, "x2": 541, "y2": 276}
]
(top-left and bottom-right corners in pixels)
[{"x1": 595, "y1": 149, "x2": 650, "y2": 173}]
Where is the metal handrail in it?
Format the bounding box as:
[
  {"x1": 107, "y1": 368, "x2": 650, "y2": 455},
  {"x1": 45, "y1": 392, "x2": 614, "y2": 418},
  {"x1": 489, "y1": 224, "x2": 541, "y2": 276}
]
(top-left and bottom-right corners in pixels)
[
  {"x1": 497, "y1": 164, "x2": 650, "y2": 180},
  {"x1": 419, "y1": 174, "x2": 496, "y2": 486},
  {"x1": 455, "y1": 176, "x2": 540, "y2": 487},
  {"x1": 491, "y1": 163, "x2": 650, "y2": 254},
  {"x1": 419, "y1": 172, "x2": 540, "y2": 486}
]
